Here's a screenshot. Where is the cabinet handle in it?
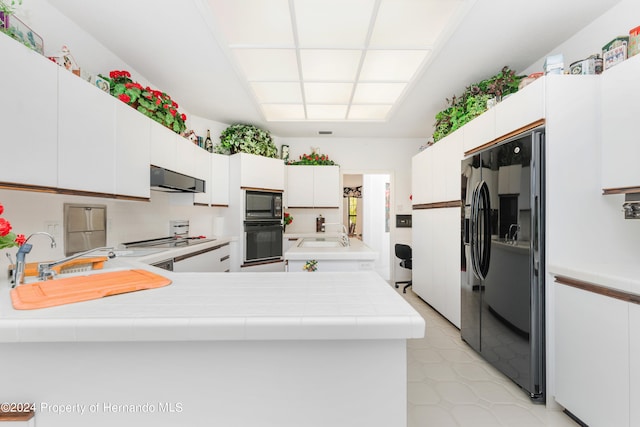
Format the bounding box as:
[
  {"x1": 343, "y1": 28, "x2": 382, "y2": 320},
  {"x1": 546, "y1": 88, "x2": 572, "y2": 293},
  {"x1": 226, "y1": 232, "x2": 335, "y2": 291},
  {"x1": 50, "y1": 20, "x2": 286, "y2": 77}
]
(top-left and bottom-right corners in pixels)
[{"x1": 220, "y1": 255, "x2": 230, "y2": 262}]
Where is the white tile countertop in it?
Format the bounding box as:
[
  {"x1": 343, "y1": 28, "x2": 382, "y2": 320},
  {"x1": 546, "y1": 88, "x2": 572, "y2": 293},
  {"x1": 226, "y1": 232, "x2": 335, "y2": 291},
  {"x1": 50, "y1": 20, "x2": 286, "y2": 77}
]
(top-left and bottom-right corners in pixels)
[
  {"x1": 549, "y1": 263, "x2": 640, "y2": 296},
  {"x1": 0, "y1": 256, "x2": 424, "y2": 343},
  {"x1": 284, "y1": 237, "x2": 378, "y2": 261}
]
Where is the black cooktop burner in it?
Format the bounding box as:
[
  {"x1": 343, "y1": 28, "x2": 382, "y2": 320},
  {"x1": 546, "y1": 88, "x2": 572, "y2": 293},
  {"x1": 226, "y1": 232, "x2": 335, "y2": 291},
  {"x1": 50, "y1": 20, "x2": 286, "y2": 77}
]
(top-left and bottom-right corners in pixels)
[{"x1": 122, "y1": 236, "x2": 216, "y2": 249}]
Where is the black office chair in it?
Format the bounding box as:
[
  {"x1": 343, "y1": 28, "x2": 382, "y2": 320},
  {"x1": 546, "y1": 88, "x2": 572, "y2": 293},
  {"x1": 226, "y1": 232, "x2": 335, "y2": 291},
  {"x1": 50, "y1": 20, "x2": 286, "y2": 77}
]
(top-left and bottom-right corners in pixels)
[{"x1": 394, "y1": 244, "x2": 412, "y2": 294}]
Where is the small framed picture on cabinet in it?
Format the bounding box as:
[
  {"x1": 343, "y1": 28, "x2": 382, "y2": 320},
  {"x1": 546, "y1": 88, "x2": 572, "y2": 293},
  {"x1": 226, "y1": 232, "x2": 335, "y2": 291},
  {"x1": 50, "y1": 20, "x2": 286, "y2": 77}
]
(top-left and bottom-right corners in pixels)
[{"x1": 281, "y1": 144, "x2": 290, "y2": 162}]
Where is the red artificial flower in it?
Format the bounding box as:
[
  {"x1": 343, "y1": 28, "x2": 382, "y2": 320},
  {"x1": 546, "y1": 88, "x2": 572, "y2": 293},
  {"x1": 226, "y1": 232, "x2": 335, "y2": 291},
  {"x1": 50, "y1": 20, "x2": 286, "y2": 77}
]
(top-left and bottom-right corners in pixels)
[
  {"x1": 0, "y1": 202, "x2": 3, "y2": 215},
  {"x1": 172, "y1": 101, "x2": 178, "y2": 108},
  {"x1": 14, "y1": 234, "x2": 26, "y2": 246},
  {"x1": 109, "y1": 70, "x2": 118, "y2": 79},
  {"x1": 169, "y1": 109, "x2": 177, "y2": 117},
  {"x1": 118, "y1": 93, "x2": 131, "y2": 103},
  {"x1": 156, "y1": 98, "x2": 162, "y2": 106},
  {"x1": 0, "y1": 218, "x2": 12, "y2": 237},
  {"x1": 180, "y1": 113, "x2": 187, "y2": 121},
  {"x1": 124, "y1": 71, "x2": 131, "y2": 77}
]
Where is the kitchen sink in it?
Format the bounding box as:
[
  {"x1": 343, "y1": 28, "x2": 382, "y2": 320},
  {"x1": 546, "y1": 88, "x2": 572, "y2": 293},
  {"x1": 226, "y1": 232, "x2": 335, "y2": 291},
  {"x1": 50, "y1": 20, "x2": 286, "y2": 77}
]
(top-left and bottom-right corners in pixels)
[{"x1": 298, "y1": 238, "x2": 346, "y2": 248}]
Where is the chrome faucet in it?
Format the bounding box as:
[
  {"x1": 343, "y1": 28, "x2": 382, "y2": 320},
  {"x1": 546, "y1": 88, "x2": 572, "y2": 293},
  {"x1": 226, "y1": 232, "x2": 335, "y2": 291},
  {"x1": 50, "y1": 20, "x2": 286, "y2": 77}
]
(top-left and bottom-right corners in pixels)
[
  {"x1": 10, "y1": 232, "x2": 57, "y2": 287},
  {"x1": 323, "y1": 223, "x2": 350, "y2": 246},
  {"x1": 36, "y1": 247, "x2": 116, "y2": 281},
  {"x1": 507, "y1": 224, "x2": 520, "y2": 244}
]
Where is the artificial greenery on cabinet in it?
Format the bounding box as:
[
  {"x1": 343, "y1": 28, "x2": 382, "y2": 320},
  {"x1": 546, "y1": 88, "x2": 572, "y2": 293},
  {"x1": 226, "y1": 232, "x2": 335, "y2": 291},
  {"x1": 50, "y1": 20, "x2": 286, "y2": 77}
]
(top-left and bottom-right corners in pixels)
[
  {"x1": 433, "y1": 66, "x2": 524, "y2": 142},
  {"x1": 215, "y1": 124, "x2": 278, "y2": 158}
]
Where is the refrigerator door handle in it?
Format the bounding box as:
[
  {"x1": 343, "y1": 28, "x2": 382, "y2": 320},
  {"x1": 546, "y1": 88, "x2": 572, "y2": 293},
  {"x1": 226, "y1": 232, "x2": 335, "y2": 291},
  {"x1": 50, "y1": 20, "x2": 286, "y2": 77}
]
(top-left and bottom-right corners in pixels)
[
  {"x1": 478, "y1": 181, "x2": 492, "y2": 279},
  {"x1": 470, "y1": 181, "x2": 482, "y2": 280}
]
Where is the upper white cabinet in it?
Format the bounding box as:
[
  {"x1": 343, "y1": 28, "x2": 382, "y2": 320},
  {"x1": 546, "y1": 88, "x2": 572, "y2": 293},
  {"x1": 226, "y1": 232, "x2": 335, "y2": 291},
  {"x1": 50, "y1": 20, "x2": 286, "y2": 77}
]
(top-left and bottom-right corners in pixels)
[
  {"x1": 412, "y1": 129, "x2": 462, "y2": 205},
  {"x1": 286, "y1": 165, "x2": 340, "y2": 208},
  {"x1": 0, "y1": 35, "x2": 59, "y2": 187},
  {"x1": 115, "y1": 102, "x2": 150, "y2": 198},
  {"x1": 211, "y1": 153, "x2": 230, "y2": 206},
  {"x1": 192, "y1": 145, "x2": 212, "y2": 205},
  {"x1": 235, "y1": 153, "x2": 284, "y2": 191},
  {"x1": 494, "y1": 77, "x2": 545, "y2": 137},
  {"x1": 149, "y1": 120, "x2": 178, "y2": 170},
  {"x1": 58, "y1": 68, "x2": 116, "y2": 194},
  {"x1": 601, "y1": 54, "x2": 640, "y2": 191},
  {"x1": 462, "y1": 108, "x2": 493, "y2": 153}
]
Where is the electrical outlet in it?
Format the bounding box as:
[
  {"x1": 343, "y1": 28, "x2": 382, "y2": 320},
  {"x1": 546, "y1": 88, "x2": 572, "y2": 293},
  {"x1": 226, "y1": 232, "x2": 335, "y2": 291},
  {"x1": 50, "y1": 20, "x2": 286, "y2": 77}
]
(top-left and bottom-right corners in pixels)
[{"x1": 44, "y1": 221, "x2": 62, "y2": 238}]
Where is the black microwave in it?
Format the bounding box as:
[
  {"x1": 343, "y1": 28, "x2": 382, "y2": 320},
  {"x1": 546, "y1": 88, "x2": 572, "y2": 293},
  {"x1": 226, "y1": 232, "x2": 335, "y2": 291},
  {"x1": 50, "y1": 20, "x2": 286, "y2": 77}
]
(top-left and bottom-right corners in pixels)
[{"x1": 245, "y1": 191, "x2": 283, "y2": 221}]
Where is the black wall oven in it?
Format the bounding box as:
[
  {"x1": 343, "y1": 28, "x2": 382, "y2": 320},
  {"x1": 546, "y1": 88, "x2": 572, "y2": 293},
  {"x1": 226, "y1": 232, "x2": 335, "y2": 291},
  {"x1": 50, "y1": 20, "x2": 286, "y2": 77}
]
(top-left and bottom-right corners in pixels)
[{"x1": 244, "y1": 221, "x2": 283, "y2": 263}]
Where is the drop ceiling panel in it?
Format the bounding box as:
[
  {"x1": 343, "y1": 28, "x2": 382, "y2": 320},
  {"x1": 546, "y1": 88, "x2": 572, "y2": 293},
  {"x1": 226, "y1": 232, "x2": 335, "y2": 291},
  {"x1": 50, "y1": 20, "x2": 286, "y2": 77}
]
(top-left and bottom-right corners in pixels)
[
  {"x1": 352, "y1": 83, "x2": 407, "y2": 104},
  {"x1": 294, "y1": 0, "x2": 376, "y2": 48},
  {"x1": 300, "y1": 50, "x2": 362, "y2": 81},
  {"x1": 304, "y1": 83, "x2": 354, "y2": 104},
  {"x1": 360, "y1": 50, "x2": 430, "y2": 81},
  {"x1": 307, "y1": 104, "x2": 349, "y2": 120},
  {"x1": 348, "y1": 105, "x2": 393, "y2": 120},
  {"x1": 261, "y1": 104, "x2": 306, "y2": 121}
]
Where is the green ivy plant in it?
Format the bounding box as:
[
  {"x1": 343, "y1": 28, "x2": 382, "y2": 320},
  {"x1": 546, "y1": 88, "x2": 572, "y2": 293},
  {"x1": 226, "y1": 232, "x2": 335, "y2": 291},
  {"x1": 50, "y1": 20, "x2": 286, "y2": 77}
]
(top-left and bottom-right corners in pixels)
[
  {"x1": 433, "y1": 66, "x2": 524, "y2": 142},
  {"x1": 215, "y1": 124, "x2": 278, "y2": 158}
]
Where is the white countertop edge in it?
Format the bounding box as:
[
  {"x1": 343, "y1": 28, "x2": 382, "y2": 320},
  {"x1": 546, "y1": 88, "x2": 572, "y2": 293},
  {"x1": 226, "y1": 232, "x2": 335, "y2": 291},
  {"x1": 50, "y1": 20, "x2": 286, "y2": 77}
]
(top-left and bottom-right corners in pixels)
[
  {"x1": 1, "y1": 314, "x2": 425, "y2": 343},
  {"x1": 548, "y1": 263, "x2": 640, "y2": 296}
]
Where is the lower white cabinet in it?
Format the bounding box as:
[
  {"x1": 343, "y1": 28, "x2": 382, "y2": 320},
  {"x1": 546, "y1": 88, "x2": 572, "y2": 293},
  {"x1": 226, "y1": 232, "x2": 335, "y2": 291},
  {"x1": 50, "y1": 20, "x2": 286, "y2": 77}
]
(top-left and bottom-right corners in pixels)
[
  {"x1": 630, "y1": 303, "x2": 640, "y2": 427},
  {"x1": 412, "y1": 207, "x2": 461, "y2": 327},
  {"x1": 554, "y1": 282, "x2": 629, "y2": 427},
  {"x1": 172, "y1": 243, "x2": 230, "y2": 273}
]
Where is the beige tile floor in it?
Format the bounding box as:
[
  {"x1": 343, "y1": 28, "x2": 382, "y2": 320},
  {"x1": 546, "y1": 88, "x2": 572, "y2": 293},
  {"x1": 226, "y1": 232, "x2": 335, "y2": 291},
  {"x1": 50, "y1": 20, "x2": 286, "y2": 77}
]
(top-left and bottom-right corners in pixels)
[{"x1": 400, "y1": 289, "x2": 579, "y2": 427}]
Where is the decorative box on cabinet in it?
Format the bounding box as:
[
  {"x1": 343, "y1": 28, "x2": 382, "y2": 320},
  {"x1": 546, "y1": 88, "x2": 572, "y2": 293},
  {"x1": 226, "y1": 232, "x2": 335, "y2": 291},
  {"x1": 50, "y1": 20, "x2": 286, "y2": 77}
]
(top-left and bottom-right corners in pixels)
[
  {"x1": 0, "y1": 34, "x2": 58, "y2": 188},
  {"x1": 601, "y1": 54, "x2": 640, "y2": 192}
]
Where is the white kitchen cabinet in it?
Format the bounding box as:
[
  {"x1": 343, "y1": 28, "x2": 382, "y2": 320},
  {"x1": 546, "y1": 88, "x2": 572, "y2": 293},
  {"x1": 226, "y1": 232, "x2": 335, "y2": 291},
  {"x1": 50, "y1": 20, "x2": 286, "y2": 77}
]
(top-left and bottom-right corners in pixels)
[
  {"x1": 57, "y1": 68, "x2": 116, "y2": 194},
  {"x1": 494, "y1": 77, "x2": 545, "y2": 138},
  {"x1": 411, "y1": 207, "x2": 461, "y2": 327},
  {"x1": 554, "y1": 282, "x2": 629, "y2": 427},
  {"x1": 149, "y1": 120, "x2": 178, "y2": 170},
  {"x1": 114, "y1": 102, "x2": 150, "y2": 198},
  {"x1": 192, "y1": 145, "x2": 212, "y2": 205},
  {"x1": 211, "y1": 153, "x2": 230, "y2": 206},
  {"x1": 630, "y1": 303, "x2": 640, "y2": 427},
  {"x1": 462, "y1": 107, "x2": 493, "y2": 154},
  {"x1": 175, "y1": 137, "x2": 198, "y2": 177},
  {"x1": 0, "y1": 35, "x2": 59, "y2": 187},
  {"x1": 235, "y1": 153, "x2": 284, "y2": 191},
  {"x1": 286, "y1": 165, "x2": 340, "y2": 208},
  {"x1": 412, "y1": 131, "x2": 462, "y2": 205},
  {"x1": 172, "y1": 243, "x2": 231, "y2": 272},
  {"x1": 601, "y1": 54, "x2": 640, "y2": 191}
]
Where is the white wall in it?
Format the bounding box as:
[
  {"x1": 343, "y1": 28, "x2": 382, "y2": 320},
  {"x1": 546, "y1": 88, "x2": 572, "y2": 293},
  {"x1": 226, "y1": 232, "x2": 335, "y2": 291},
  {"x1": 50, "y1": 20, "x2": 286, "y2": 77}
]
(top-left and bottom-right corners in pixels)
[
  {"x1": 0, "y1": 189, "x2": 228, "y2": 271},
  {"x1": 523, "y1": 0, "x2": 640, "y2": 75}
]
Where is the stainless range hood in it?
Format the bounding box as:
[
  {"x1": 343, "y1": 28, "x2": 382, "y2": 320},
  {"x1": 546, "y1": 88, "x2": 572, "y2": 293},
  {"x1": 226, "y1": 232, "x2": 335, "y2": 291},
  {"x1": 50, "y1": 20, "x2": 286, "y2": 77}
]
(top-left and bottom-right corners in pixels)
[{"x1": 150, "y1": 165, "x2": 205, "y2": 193}]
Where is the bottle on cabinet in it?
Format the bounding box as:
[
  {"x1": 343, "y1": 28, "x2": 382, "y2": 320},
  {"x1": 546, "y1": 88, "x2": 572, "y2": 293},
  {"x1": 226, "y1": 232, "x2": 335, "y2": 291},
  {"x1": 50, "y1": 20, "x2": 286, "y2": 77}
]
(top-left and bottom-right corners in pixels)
[
  {"x1": 204, "y1": 129, "x2": 213, "y2": 153},
  {"x1": 316, "y1": 214, "x2": 325, "y2": 232}
]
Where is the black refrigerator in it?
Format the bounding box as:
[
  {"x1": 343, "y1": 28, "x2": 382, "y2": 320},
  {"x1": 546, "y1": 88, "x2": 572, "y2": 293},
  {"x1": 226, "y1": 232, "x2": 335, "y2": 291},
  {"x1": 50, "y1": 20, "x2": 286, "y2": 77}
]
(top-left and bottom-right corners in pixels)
[{"x1": 460, "y1": 128, "x2": 545, "y2": 402}]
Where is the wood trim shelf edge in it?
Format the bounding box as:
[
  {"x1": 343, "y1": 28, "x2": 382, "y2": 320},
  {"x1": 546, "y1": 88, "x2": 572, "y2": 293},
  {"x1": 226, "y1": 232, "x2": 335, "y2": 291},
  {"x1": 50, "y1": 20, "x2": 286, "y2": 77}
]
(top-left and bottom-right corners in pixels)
[
  {"x1": 602, "y1": 186, "x2": 640, "y2": 195},
  {"x1": 464, "y1": 119, "x2": 546, "y2": 157},
  {"x1": 555, "y1": 275, "x2": 640, "y2": 305},
  {"x1": 413, "y1": 201, "x2": 462, "y2": 210},
  {"x1": 0, "y1": 182, "x2": 150, "y2": 202}
]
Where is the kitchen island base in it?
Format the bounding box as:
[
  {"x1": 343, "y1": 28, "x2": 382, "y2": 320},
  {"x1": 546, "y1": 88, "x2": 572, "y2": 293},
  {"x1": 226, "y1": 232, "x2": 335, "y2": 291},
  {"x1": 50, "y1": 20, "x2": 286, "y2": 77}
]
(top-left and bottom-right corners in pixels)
[{"x1": 1, "y1": 339, "x2": 407, "y2": 427}]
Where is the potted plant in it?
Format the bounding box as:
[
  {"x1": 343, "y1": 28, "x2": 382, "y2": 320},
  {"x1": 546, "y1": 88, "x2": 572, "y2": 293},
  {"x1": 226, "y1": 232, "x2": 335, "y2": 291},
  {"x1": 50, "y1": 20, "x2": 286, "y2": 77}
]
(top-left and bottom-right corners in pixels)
[
  {"x1": 100, "y1": 70, "x2": 188, "y2": 134},
  {"x1": 215, "y1": 124, "x2": 278, "y2": 158},
  {"x1": 433, "y1": 66, "x2": 523, "y2": 142}
]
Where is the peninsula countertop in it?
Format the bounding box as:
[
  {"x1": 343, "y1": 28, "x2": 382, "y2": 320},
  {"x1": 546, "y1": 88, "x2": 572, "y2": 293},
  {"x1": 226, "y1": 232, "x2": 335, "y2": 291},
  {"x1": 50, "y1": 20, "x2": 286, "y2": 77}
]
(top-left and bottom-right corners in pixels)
[{"x1": 0, "y1": 257, "x2": 424, "y2": 343}]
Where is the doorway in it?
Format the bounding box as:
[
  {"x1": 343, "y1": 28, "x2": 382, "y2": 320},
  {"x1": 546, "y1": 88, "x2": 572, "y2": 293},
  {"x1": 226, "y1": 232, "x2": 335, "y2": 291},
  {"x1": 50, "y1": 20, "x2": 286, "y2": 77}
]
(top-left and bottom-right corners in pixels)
[{"x1": 343, "y1": 173, "x2": 391, "y2": 280}]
